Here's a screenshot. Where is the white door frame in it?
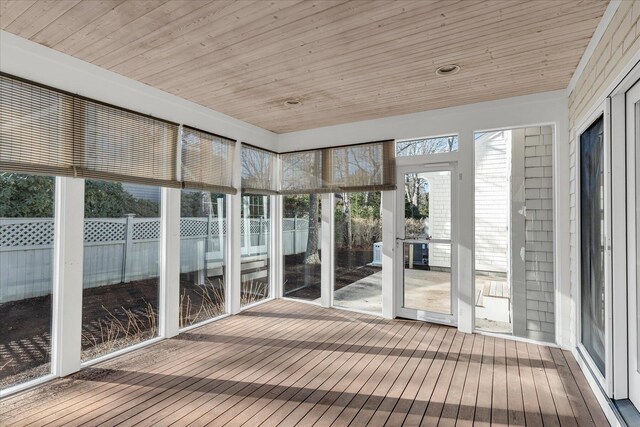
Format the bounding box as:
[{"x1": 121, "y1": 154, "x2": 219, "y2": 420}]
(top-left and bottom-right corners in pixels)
[
  {"x1": 395, "y1": 162, "x2": 458, "y2": 325},
  {"x1": 575, "y1": 100, "x2": 613, "y2": 394},
  {"x1": 626, "y1": 79, "x2": 640, "y2": 408}
]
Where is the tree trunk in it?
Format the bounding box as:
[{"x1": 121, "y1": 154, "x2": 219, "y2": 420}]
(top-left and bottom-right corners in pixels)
[
  {"x1": 304, "y1": 193, "x2": 321, "y2": 264},
  {"x1": 343, "y1": 193, "x2": 352, "y2": 248}
]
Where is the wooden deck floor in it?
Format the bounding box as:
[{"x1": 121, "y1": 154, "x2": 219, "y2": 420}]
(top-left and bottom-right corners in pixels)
[{"x1": 0, "y1": 300, "x2": 608, "y2": 426}]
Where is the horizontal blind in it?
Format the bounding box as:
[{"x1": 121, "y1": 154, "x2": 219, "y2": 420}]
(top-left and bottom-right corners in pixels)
[
  {"x1": 181, "y1": 126, "x2": 236, "y2": 195},
  {"x1": 280, "y1": 150, "x2": 326, "y2": 194},
  {"x1": 241, "y1": 144, "x2": 278, "y2": 195},
  {"x1": 73, "y1": 98, "x2": 179, "y2": 187},
  {"x1": 0, "y1": 75, "x2": 75, "y2": 176},
  {"x1": 325, "y1": 140, "x2": 396, "y2": 192}
]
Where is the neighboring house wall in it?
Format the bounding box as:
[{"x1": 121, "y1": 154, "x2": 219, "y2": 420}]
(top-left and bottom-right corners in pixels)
[
  {"x1": 424, "y1": 171, "x2": 451, "y2": 269},
  {"x1": 475, "y1": 131, "x2": 509, "y2": 273},
  {"x1": 568, "y1": 1, "x2": 640, "y2": 345},
  {"x1": 522, "y1": 126, "x2": 555, "y2": 340}
]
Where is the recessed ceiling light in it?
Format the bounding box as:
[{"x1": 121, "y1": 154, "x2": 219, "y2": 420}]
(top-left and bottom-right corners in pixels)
[
  {"x1": 435, "y1": 64, "x2": 460, "y2": 76},
  {"x1": 283, "y1": 99, "x2": 302, "y2": 107}
]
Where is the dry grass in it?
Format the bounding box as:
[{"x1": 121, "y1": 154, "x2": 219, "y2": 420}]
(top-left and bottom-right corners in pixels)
[
  {"x1": 241, "y1": 279, "x2": 269, "y2": 306},
  {"x1": 179, "y1": 279, "x2": 225, "y2": 328},
  {"x1": 81, "y1": 301, "x2": 158, "y2": 360}
]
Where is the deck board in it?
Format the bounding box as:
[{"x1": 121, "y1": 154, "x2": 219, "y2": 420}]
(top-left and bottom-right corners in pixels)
[{"x1": 0, "y1": 300, "x2": 609, "y2": 426}]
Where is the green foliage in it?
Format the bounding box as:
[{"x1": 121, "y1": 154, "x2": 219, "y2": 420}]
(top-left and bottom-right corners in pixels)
[
  {"x1": 283, "y1": 194, "x2": 311, "y2": 218},
  {"x1": 181, "y1": 191, "x2": 203, "y2": 217},
  {"x1": 0, "y1": 173, "x2": 55, "y2": 218},
  {"x1": 0, "y1": 173, "x2": 160, "y2": 218},
  {"x1": 349, "y1": 192, "x2": 381, "y2": 219},
  {"x1": 405, "y1": 193, "x2": 429, "y2": 219},
  {"x1": 85, "y1": 180, "x2": 159, "y2": 218}
]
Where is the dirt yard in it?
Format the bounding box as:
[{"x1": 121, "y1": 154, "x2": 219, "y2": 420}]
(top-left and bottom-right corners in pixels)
[
  {"x1": 0, "y1": 277, "x2": 226, "y2": 389},
  {"x1": 283, "y1": 248, "x2": 381, "y2": 300}
]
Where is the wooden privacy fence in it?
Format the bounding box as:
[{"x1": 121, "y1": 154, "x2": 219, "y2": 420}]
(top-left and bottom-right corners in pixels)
[{"x1": 0, "y1": 217, "x2": 319, "y2": 303}]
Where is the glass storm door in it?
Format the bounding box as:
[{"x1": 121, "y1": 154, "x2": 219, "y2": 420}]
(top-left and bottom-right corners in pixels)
[
  {"x1": 396, "y1": 164, "x2": 457, "y2": 325},
  {"x1": 579, "y1": 114, "x2": 609, "y2": 381},
  {"x1": 627, "y1": 80, "x2": 640, "y2": 409}
]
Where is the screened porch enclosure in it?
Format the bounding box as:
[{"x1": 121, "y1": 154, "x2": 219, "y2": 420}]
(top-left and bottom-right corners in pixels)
[{"x1": 2, "y1": 0, "x2": 638, "y2": 424}]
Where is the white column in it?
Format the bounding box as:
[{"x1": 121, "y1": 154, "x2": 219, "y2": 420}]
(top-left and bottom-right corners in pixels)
[
  {"x1": 273, "y1": 194, "x2": 283, "y2": 298},
  {"x1": 52, "y1": 176, "x2": 84, "y2": 377},
  {"x1": 159, "y1": 187, "x2": 180, "y2": 338},
  {"x1": 381, "y1": 190, "x2": 395, "y2": 319},
  {"x1": 320, "y1": 193, "x2": 334, "y2": 308},
  {"x1": 511, "y1": 128, "x2": 527, "y2": 338},
  {"x1": 457, "y1": 130, "x2": 474, "y2": 333},
  {"x1": 229, "y1": 143, "x2": 243, "y2": 314}
]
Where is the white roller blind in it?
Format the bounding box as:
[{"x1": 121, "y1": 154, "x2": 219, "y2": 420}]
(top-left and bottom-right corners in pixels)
[
  {"x1": 280, "y1": 150, "x2": 325, "y2": 194},
  {"x1": 73, "y1": 98, "x2": 179, "y2": 187},
  {"x1": 325, "y1": 140, "x2": 395, "y2": 191},
  {"x1": 1, "y1": 74, "x2": 180, "y2": 187},
  {"x1": 0, "y1": 74, "x2": 75, "y2": 177},
  {"x1": 181, "y1": 126, "x2": 236, "y2": 194},
  {"x1": 241, "y1": 144, "x2": 278, "y2": 194},
  {"x1": 278, "y1": 140, "x2": 396, "y2": 194}
]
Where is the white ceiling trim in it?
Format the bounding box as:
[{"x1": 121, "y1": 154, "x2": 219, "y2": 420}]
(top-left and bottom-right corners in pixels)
[
  {"x1": 567, "y1": 0, "x2": 621, "y2": 96},
  {"x1": 277, "y1": 90, "x2": 567, "y2": 152}
]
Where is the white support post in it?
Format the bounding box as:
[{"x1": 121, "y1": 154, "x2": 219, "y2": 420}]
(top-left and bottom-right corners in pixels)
[
  {"x1": 229, "y1": 143, "x2": 243, "y2": 315},
  {"x1": 457, "y1": 130, "x2": 474, "y2": 333},
  {"x1": 381, "y1": 190, "x2": 395, "y2": 319},
  {"x1": 52, "y1": 176, "x2": 84, "y2": 377},
  {"x1": 160, "y1": 187, "x2": 180, "y2": 338},
  {"x1": 511, "y1": 128, "x2": 527, "y2": 338},
  {"x1": 320, "y1": 193, "x2": 334, "y2": 308},
  {"x1": 273, "y1": 194, "x2": 283, "y2": 298}
]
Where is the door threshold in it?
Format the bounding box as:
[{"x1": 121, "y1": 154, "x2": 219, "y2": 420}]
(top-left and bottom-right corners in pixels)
[{"x1": 612, "y1": 399, "x2": 640, "y2": 427}]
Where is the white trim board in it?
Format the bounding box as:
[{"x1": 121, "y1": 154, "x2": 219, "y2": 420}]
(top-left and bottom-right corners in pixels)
[
  {"x1": 566, "y1": 0, "x2": 622, "y2": 96},
  {"x1": 0, "y1": 30, "x2": 277, "y2": 149},
  {"x1": 277, "y1": 90, "x2": 567, "y2": 151}
]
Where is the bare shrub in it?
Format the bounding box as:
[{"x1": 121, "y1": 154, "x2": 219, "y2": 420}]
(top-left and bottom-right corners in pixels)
[
  {"x1": 351, "y1": 217, "x2": 382, "y2": 248},
  {"x1": 404, "y1": 218, "x2": 426, "y2": 239}
]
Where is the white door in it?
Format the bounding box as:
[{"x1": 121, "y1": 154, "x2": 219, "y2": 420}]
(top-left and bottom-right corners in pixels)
[
  {"x1": 395, "y1": 163, "x2": 457, "y2": 325},
  {"x1": 627, "y1": 80, "x2": 640, "y2": 409}
]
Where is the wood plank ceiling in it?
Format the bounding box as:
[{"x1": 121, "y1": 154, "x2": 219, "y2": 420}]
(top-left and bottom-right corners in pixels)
[{"x1": 1, "y1": 0, "x2": 609, "y2": 133}]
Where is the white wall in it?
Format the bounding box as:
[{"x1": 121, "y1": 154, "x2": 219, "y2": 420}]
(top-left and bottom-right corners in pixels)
[
  {"x1": 423, "y1": 171, "x2": 452, "y2": 269},
  {"x1": 474, "y1": 131, "x2": 509, "y2": 274}
]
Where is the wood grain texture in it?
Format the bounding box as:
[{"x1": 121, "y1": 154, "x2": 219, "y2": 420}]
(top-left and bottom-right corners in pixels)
[
  {"x1": 1, "y1": 0, "x2": 608, "y2": 133},
  {"x1": 0, "y1": 299, "x2": 609, "y2": 426}
]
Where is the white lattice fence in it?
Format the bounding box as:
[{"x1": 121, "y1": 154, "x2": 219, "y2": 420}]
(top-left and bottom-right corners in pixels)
[{"x1": 1, "y1": 216, "x2": 318, "y2": 303}]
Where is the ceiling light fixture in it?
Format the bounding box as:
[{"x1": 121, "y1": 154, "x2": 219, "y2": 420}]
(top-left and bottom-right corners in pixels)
[
  {"x1": 435, "y1": 64, "x2": 461, "y2": 76},
  {"x1": 283, "y1": 99, "x2": 302, "y2": 107}
]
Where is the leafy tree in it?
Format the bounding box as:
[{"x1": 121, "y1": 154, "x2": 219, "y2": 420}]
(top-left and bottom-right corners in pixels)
[
  {"x1": 0, "y1": 173, "x2": 160, "y2": 218},
  {"x1": 0, "y1": 173, "x2": 55, "y2": 217},
  {"x1": 84, "y1": 180, "x2": 159, "y2": 218},
  {"x1": 283, "y1": 194, "x2": 310, "y2": 218},
  {"x1": 181, "y1": 191, "x2": 204, "y2": 217}
]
